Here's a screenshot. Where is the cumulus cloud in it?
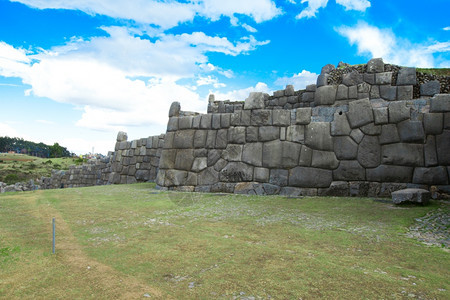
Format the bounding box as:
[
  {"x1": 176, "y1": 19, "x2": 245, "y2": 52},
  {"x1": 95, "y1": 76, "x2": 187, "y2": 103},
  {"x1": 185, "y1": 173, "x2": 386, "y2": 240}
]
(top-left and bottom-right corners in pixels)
[
  {"x1": 211, "y1": 82, "x2": 271, "y2": 102},
  {"x1": 296, "y1": 0, "x2": 370, "y2": 19},
  {"x1": 11, "y1": 0, "x2": 282, "y2": 29},
  {"x1": 335, "y1": 0, "x2": 370, "y2": 11},
  {"x1": 274, "y1": 70, "x2": 318, "y2": 90},
  {"x1": 444, "y1": 26, "x2": 450, "y2": 31},
  {"x1": 337, "y1": 22, "x2": 450, "y2": 67},
  {"x1": 0, "y1": 122, "x2": 20, "y2": 137}
]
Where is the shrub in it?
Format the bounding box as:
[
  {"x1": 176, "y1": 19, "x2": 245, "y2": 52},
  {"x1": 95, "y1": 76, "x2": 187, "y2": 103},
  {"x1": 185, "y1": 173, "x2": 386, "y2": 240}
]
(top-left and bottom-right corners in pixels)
[
  {"x1": 4, "y1": 174, "x2": 19, "y2": 184},
  {"x1": 43, "y1": 160, "x2": 53, "y2": 165}
]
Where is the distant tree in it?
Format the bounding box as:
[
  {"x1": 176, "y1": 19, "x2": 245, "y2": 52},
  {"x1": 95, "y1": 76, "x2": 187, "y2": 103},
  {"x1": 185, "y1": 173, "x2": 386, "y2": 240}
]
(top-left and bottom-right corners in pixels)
[{"x1": 49, "y1": 143, "x2": 64, "y2": 158}]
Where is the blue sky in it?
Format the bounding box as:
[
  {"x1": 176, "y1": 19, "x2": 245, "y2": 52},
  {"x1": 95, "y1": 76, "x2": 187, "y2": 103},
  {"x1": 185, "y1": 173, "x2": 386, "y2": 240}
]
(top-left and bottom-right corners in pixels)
[{"x1": 0, "y1": 0, "x2": 449, "y2": 155}]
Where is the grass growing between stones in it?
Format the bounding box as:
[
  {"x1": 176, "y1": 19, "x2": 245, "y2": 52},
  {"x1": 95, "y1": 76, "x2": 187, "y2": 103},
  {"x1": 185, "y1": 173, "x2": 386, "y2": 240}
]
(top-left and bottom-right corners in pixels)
[{"x1": 0, "y1": 183, "x2": 448, "y2": 299}]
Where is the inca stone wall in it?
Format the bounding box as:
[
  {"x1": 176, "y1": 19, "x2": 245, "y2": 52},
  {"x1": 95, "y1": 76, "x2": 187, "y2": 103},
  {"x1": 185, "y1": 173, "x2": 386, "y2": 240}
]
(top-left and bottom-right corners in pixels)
[
  {"x1": 156, "y1": 58, "x2": 450, "y2": 197},
  {"x1": 40, "y1": 132, "x2": 164, "y2": 189}
]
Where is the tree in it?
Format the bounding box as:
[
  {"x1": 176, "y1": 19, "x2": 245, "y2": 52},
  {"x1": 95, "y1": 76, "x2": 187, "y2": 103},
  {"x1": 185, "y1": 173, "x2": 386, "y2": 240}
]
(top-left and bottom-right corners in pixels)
[{"x1": 49, "y1": 143, "x2": 64, "y2": 158}]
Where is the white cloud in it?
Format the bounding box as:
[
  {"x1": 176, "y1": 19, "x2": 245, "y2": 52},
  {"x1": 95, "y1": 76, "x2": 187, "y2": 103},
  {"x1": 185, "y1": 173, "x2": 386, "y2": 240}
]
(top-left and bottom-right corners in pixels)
[
  {"x1": 296, "y1": 0, "x2": 328, "y2": 19},
  {"x1": 11, "y1": 0, "x2": 282, "y2": 29},
  {"x1": 211, "y1": 82, "x2": 271, "y2": 102},
  {"x1": 274, "y1": 70, "x2": 318, "y2": 90},
  {"x1": 0, "y1": 122, "x2": 19, "y2": 137},
  {"x1": 36, "y1": 119, "x2": 55, "y2": 125},
  {"x1": 337, "y1": 22, "x2": 450, "y2": 67},
  {"x1": 336, "y1": 0, "x2": 370, "y2": 11},
  {"x1": 242, "y1": 24, "x2": 258, "y2": 33},
  {"x1": 444, "y1": 26, "x2": 450, "y2": 31},
  {"x1": 196, "y1": 76, "x2": 226, "y2": 88}
]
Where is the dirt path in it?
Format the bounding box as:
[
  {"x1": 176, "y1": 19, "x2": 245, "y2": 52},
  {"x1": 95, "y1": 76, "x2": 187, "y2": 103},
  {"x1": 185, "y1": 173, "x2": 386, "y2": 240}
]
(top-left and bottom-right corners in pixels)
[{"x1": 27, "y1": 194, "x2": 169, "y2": 299}]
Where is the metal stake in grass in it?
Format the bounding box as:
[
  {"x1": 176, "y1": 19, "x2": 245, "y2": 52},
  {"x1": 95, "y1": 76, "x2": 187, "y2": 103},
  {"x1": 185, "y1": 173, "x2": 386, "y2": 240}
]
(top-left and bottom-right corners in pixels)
[{"x1": 52, "y1": 218, "x2": 55, "y2": 254}]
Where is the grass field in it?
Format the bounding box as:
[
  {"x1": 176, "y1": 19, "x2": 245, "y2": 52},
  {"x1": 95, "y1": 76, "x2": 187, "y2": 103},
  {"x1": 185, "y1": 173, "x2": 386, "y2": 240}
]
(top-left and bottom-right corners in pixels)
[
  {"x1": 0, "y1": 153, "x2": 85, "y2": 184},
  {"x1": 0, "y1": 183, "x2": 448, "y2": 299}
]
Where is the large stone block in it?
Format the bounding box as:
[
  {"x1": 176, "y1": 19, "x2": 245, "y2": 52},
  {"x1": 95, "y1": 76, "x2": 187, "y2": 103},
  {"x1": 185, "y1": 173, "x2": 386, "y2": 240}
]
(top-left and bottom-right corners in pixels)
[
  {"x1": 165, "y1": 169, "x2": 188, "y2": 186},
  {"x1": 259, "y1": 126, "x2": 280, "y2": 142},
  {"x1": 316, "y1": 74, "x2": 329, "y2": 87},
  {"x1": 299, "y1": 146, "x2": 312, "y2": 166},
  {"x1": 336, "y1": 84, "x2": 348, "y2": 100},
  {"x1": 436, "y1": 130, "x2": 450, "y2": 164},
  {"x1": 208, "y1": 149, "x2": 222, "y2": 166},
  {"x1": 397, "y1": 67, "x2": 416, "y2": 85},
  {"x1": 311, "y1": 150, "x2": 339, "y2": 169},
  {"x1": 364, "y1": 73, "x2": 375, "y2": 85},
  {"x1": 246, "y1": 126, "x2": 258, "y2": 142},
  {"x1": 205, "y1": 130, "x2": 217, "y2": 149},
  {"x1": 430, "y1": 94, "x2": 450, "y2": 112},
  {"x1": 397, "y1": 120, "x2": 425, "y2": 143},
  {"x1": 357, "y1": 135, "x2": 381, "y2": 168},
  {"x1": 413, "y1": 167, "x2": 448, "y2": 185},
  {"x1": 334, "y1": 136, "x2": 358, "y2": 159},
  {"x1": 254, "y1": 167, "x2": 269, "y2": 182},
  {"x1": 244, "y1": 92, "x2": 267, "y2": 110},
  {"x1": 305, "y1": 122, "x2": 333, "y2": 151},
  {"x1": 168, "y1": 101, "x2": 181, "y2": 117},
  {"x1": 302, "y1": 92, "x2": 315, "y2": 102},
  {"x1": 315, "y1": 85, "x2": 337, "y2": 105},
  {"x1": 175, "y1": 149, "x2": 194, "y2": 171},
  {"x1": 228, "y1": 126, "x2": 246, "y2": 144},
  {"x1": 192, "y1": 157, "x2": 207, "y2": 172},
  {"x1": 424, "y1": 136, "x2": 438, "y2": 167},
  {"x1": 366, "y1": 165, "x2": 413, "y2": 183},
  {"x1": 379, "y1": 85, "x2": 397, "y2": 101},
  {"x1": 333, "y1": 160, "x2": 365, "y2": 181},
  {"x1": 424, "y1": 113, "x2": 444, "y2": 135},
  {"x1": 285, "y1": 85, "x2": 295, "y2": 96},
  {"x1": 273, "y1": 110, "x2": 291, "y2": 126},
  {"x1": 262, "y1": 141, "x2": 282, "y2": 168},
  {"x1": 223, "y1": 144, "x2": 243, "y2": 162},
  {"x1": 159, "y1": 149, "x2": 176, "y2": 169},
  {"x1": 397, "y1": 85, "x2": 413, "y2": 100},
  {"x1": 242, "y1": 143, "x2": 263, "y2": 167},
  {"x1": 381, "y1": 143, "x2": 424, "y2": 166},
  {"x1": 360, "y1": 123, "x2": 381, "y2": 135},
  {"x1": 269, "y1": 169, "x2": 288, "y2": 187},
  {"x1": 194, "y1": 130, "x2": 207, "y2": 148},
  {"x1": 420, "y1": 80, "x2": 440, "y2": 96},
  {"x1": 220, "y1": 162, "x2": 253, "y2": 182},
  {"x1": 211, "y1": 114, "x2": 221, "y2": 129},
  {"x1": 198, "y1": 167, "x2": 219, "y2": 185},
  {"x1": 331, "y1": 111, "x2": 351, "y2": 136},
  {"x1": 286, "y1": 125, "x2": 305, "y2": 143},
  {"x1": 179, "y1": 116, "x2": 193, "y2": 129},
  {"x1": 347, "y1": 98, "x2": 374, "y2": 128},
  {"x1": 200, "y1": 114, "x2": 212, "y2": 129},
  {"x1": 348, "y1": 86, "x2": 357, "y2": 99},
  {"x1": 373, "y1": 107, "x2": 388, "y2": 125},
  {"x1": 117, "y1": 131, "x2": 128, "y2": 142},
  {"x1": 369, "y1": 85, "x2": 380, "y2": 99},
  {"x1": 215, "y1": 129, "x2": 228, "y2": 149},
  {"x1": 220, "y1": 114, "x2": 230, "y2": 128},
  {"x1": 376, "y1": 72, "x2": 392, "y2": 85},
  {"x1": 389, "y1": 102, "x2": 410, "y2": 123},
  {"x1": 379, "y1": 124, "x2": 400, "y2": 144},
  {"x1": 251, "y1": 110, "x2": 272, "y2": 126},
  {"x1": 289, "y1": 167, "x2": 333, "y2": 188},
  {"x1": 392, "y1": 188, "x2": 430, "y2": 205},
  {"x1": 281, "y1": 142, "x2": 301, "y2": 168},
  {"x1": 192, "y1": 115, "x2": 202, "y2": 128},
  {"x1": 367, "y1": 58, "x2": 384, "y2": 73},
  {"x1": 342, "y1": 71, "x2": 363, "y2": 86}
]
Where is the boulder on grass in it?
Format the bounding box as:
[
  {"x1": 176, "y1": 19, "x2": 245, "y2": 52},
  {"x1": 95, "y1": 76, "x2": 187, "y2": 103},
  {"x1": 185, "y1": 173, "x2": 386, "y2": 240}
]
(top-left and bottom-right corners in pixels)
[{"x1": 392, "y1": 188, "x2": 430, "y2": 205}]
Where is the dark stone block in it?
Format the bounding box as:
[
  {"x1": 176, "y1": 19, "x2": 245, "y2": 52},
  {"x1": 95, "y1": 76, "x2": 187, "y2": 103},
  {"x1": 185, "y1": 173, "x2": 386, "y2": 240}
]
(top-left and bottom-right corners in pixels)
[
  {"x1": 397, "y1": 120, "x2": 425, "y2": 143},
  {"x1": 424, "y1": 113, "x2": 444, "y2": 135},
  {"x1": 220, "y1": 162, "x2": 254, "y2": 182},
  {"x1": 413, "y1": 167, "x2": 448, "y2": 185},
  {"x1": 366, "y1": 165, "x2": 413, "y2": 183},
  {"x1": 347, "y1": 98, "x2": 374, "y2": 128},
  {"x1": 392, "y1": 188, "x2": 430, "y2": 205},
  {"x1": 289, "y1": 167, "x2": 332, "y2": 188},
  {"x1": 333, "y1": 160, "x2": 365, "y2": 181},
  {"x1": 396, "y1": 67, "x2": 416, "y2": 85},
  {"x1": 381, "y1": 143, "x2": 424, "y2": 166},
  {"x1": 420, "y1": 80, "x2": 440, "y2": 96},
  {"x1": 436, "y1": 130, "x2": 450, "y2": 164},
  {"x1": 269, "y1": 169, "x2": 288, "y2": 187},
  {"x1": 357, "y1": 135, "x2": 381, "y2": 168}
]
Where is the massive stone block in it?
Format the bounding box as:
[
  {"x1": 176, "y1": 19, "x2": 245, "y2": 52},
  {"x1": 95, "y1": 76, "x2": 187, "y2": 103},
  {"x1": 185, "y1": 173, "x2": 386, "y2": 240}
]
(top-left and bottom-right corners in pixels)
[
  {"x1": 205, "y1": 130, "x2": 217, "y2": 149},
  {"x1": 397, "y1": 85, "x2": 413, "y2": 100},
  {"x1": 281, "y1": 142, "x2": 301, "y2": 168},
  {"x1": 379, "y1": 124, "x2": 400, "y2": 145},
  {"x1": 311, "y1": 150, "x2": 339, "y2": 169},
  {"x1": 389, "y1": 102, "x2": 410, "y2": 123},
  {"x1": 296, "y1": 107, "x2": 312, "y2": 125},
  {"x1": 392, "y1": 188, "x2": 430, "y2": 205},
  {"x1": 269, "y1": 169, "x2": 288, "y2": 187},
  {"x1": 367, "y1": 58, "x2": 384, "y2": 73},
  {"x1": 200, "y1": 114, "x2": 212, "y2": 129},
  {"x1": 379, "y1": 85, "x2": 397, "y2": 101},
  {"x1": 286, "y1": 125, "x2": 305, "y2": 143},
  {"x1": 289, "y1": 167, "x2": 333, "y2": 188},
  {"x1": 254, "y1": 167, "x2": 269, "y2": 182},
  {"x1": 198, "y1": 167, "x2": 219, "y2": 185},
  {"x1": 397, "y1": 120, "x2": 425, "y2": 143},
  {"x1": 173, "y1": 130, "x2": 195, "y2": 149},
  {"x1": 165, "y1": 169, "x2": 188, "y2": 186},
  {"x1": 381, "y1": 143, "x2": 424, "y2": 166},
  {"x1": 262, "y1": 140, "x2": 282, "y2": 168},
  {"x1": 223, "y1": 144, "x2": 243, "y2": 162},
  {"x1": 424, "y1": 113, "x2": 444, "y2": 135},
  {"x1": 430, "y1": 94, "x2": 450, "y2": 112},
  {"x1": 376, "y1": 72, "x2": 392, "y2": 85},
  {"x1": 331, "y1": 111, "x2": 351, "y2": 136},
  {"x1": 373, "y1": 107, "x2": 388, "y2": 125},
  {"x1": 175, "y1": 149, "x2": 194, "y2": 171},
  {"x1": 244, "y1": 92, "x2": 267, "y2": 110},
  {"x1": 259, "y1": 126, "x2": 280, "y2": 141},
  {"x1": 424, "y1": 136, "x2": 438, "y2": 167},
  {"x1": 251, "y1": 110, "x2": 272, "y2": 126},
  {"x1": 396, "y1": 67, "x2": 416, "y2": 85},
  {"x1": 159, "y1": 149, "x2": 176, "y2": 169},
  {"x1": 336, "y1": 84, "x2": 348, "y2": 100},
  {"x1": 357, "y1": 135, "x2": 381, "y2": 168},
  {"x1": 168, "y1": 101, "x2": 181, "y2": 117},
  {"x1": 333, "y1": 160, "x2": 365, "y2": 181},
  {"x1": 228, "y1": 127, "x2": 246, "y2": 144},
  {"x1": 273, "y1": 110, "x2": 291, "y2": 126},
  {"x1": 436, "y1": 130, "x2": 450, "y2": 165},
  {"x1": 420, "y1": 80, "x2": 440, "y2": 96},
  {"x1": 334, "y1": 136, "x2": 358, "y2": 160},
  {"x1": 246, "y1": 126, "x2": 258, "y2": 142},
  {"x1": 305, "y1": 122, "x2": 333, "y2": 151},
  {"x1": 242, "y1": 143, "x2": 263, "y2": 167},
  {"x1": 315, "y1": 85, "x2": 337, "y2": 105},
  {"x1": 215, "y1": 129, "x2": 228, "y2": 149},
  {"x1": 366, "y1": 165, "x2": 413, "y2": 183},
  {"x1": 192, "y1": 157, "x2": 207, "y2": 172},
  {"x1": 179, "y1": 116, "x2": 193, "y2": 129},
  {"x1": 220, "y1": 162, "x2": 253, "y2": 182},
  {"x1": 413, "y1": 167, "x2": 448, "y2": 185},
  {"x1": 347, "y1": 98, "x2": 373, "y2": 128},
  {"x1": 342, "y1": 71, "x2": 363, "y2": 86}
]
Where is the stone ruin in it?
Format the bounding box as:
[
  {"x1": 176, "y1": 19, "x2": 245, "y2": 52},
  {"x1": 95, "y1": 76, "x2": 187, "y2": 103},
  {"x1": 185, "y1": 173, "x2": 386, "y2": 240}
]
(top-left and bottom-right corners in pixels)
[{"x1": 17, "y1": 58, "x2": 450, "y2": 199}]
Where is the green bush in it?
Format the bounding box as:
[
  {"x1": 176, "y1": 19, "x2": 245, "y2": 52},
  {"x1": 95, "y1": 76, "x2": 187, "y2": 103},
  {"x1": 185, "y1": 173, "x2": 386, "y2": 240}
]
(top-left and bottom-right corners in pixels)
[
  {"x1": 4, "y1": 174, "x2": 19, "y2": 184},
  {"x1": 43, "y1": 160, "x2": 53, "y2": 165}
]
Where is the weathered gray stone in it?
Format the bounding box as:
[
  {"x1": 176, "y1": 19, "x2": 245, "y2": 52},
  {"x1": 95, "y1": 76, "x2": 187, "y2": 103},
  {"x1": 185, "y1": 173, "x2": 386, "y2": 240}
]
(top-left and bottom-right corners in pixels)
[
  {"x1": 280, "y1": 187, "x2": 317, "y2": 197},
  {"x1": 168, "y1": 101, "x2": 181, "y2": 117},
  {"x1": 373, "y1": 107, "x2": 388, "y2": 125},
  {"x1": 215, "y1": 129, "x2": 228, "y2": 149},
  {"x1": 367, "y1": 165, "x2": 413, "y2": 182},
  {"x1": 223, "y1": 144, "x2": 243, "y2": 162},
  {"x1": 413, "y1": 167, "x2": 448, "y2": 185},
  {"x1": 347, "y1": 98, "x2": 374, "y2": 128},
  {"x1": 305, "y1": 122, "x2": 333, "y2": 151},
  {"x1": 445, "y1": 113, "x2": 450, "y2": 129},
  {"x1": 389, "y1": 102, "x2": 410, "y2": 123},
  {"x1": 198, "y1": 167, "x2": 219, "y2": 185},
  {"x1": 200, "y1": 114, "x2": 212, "y2": 129},
  {"x1": 244, "y1": 92, "x2": 267, "y2": 110},
  {"x1": 336, "y1": 84, "x2": 348, "y2": 100},
  {"x1": 117, "y1": 131, "x2": 128, "y2": 142},
  {"x1": 314, "y1": 85, "x2": 337, "y2": 105},
  {"x1": 220, "y1": 113, "x2": 230, "y2": 128},
  {"x1": 379, "y1": 124, "x2": 400, "y2": 144},
  {"x1": 357, "y1": 135, "x2": 381, "y2": 168},
  {"x1": 228, "y1": 126, "x2": 246, "y2": 144},
  {"x1": 241, "y1": 110, "x2": 251, "y2": 126},
  {"x1": 358, "y1": 82, "x2": 371, "y2": 93},
  {"x1": 342, "y1": 71, "x2": 363, "y2": 86},
  {"x1": 331, "y1": 111, "x2": 351, "y2": 136},
  {"x1": 420, "y1": 80, "x2": 440, "y2": 96},
  {"x1": 424, "y1": 113, "x2": 444, "y2": 135},
  {"x1": 208, "y1": 149, "x2": 222, "y2": 166},
  {"x1": 259, "y1": 126, "x2": 280, "y2": 141},
  {"x1": 192, "y1": 115, "x2": 202, "y2": 128},
  {"x1": 167, "y1": 117, "x2": 178, "y2": 131},
  {"x1": 358, "y1": 92, "x2": 370, "y2": 99},
  {"x1": 316, "y1": 74, "x2": 329, "y2": 87},
  {"x1": 424, "y1": 136, "x2": 438, "y2": 167},
  {"x1": 165, "y1": 169, "x2": 188, "y2": 186},
  {"x1": 306, "y1": 84, "x2": 317, "y2": 92},
  {"x1": 360, "y1": 123, "x2": 381, "y2": 135},
  {"x1": 376, "y1": 72, "x2": 392, "y2": 85},
  {"x1": 286, "y1": 125, "x2": 305, "y2": 143},
  {"x1": 430, "y1": 94, "x2": 450, "y2": 112},
  {"x1": 363, "y1": 73, "x2": 375, "y2": 85},
  {"x1": 392, "y1": 188, "x2": 430, "y2": 205},
  {"x1": 311, "y1": 150, "x2": 339, "y2": 169},
  {"x1": 246, "y1": 126, "x2": 258, "y2": 142},
  {"x1": 159, "y1": 150, "x2": 176, "y2": 169},
  {"x1": 367, "y1": 58, "x2": 384, "y2": 73},
  {"x1": 273, "y1": 110, "x2": 291, "y2": 126},
  {"x1": 318, "y1": 181, "x2": 350, "y2": 197},
  {"x1": 179, "y1": 116, "x2": 193, "y2": 129},
  {"x1": 269, "y1": 169, "x2": 288, "y2": 187},
  {"x1": 175, "y1": 149, "x2": 194, "y2": 171},
  {"x1": 254, "y1": 167, "x2": 269, "y2": 182},
  {"x1": 321, "y1": 64, "x2": 335, "y2": 74},
  {"x1": 302, "y1": 92, "x2": 315, "y2": 102},
  {"x1": 193, "y1": 130, "x2": 207, "y2": 148},
  {"x1": 397, "y1": 120, "x2": 425, "y2": 143},
  {"x1": 220, "y1": 162, "x2": 253, "y2": 182},
  {"x1": 348, "y1": 86, "x2": 357, "y2": 99},
  {"x1": 281, "y1": 142, "x2": 301, "y2": 168},
  {"x1": 289, "y1": 167, "x2": 332, "y2": 188},
  {"x1": 230, "y1": 111, "x2": 241, "y2": 126},
  {"x1": 213, "y1": 158, "x2": 227, "y2": 172},
  {"x1": 379, "y1": 85, "x2": 397, "y2": 101},
  {"x1": 436, "y1": 130, "x2": 450, "y2": 164},
  {"x1": 296, "y1": 108, "x2": 312, "y2": 126},
  {"x1": 262, "y1": 141, "x2": 282, "y2": 168},
  {"x1": 285, "y1": 85, "x2": 295, "y2": 96},
  {"x1": 397, "y1": 85, "x2": 413, "y2": 100},
  {"x1": 397, "y1": 67, "x2": 416, "y2": 85},
  {"x1": 191, "y1": 157, "x2": 207, "y2": 172},
  {"x1": 382, "y1": 143, "x2": 424, "y2": 166},
  {"x1": 334, "y1": 136, "x2": 358, "y2": 159},
  {"x1": 349, "y1": 129, "x2": 364, "y2": 144},
  {"x1": 333, "y1": 160, "x2": 365, "y2": 181},
  {"x1": 242, "y1": 143, "x2": 263, "y2": 166},
  {"x1": 205, "y1": 130, "x2": 217, "y2": 149},
  {"x1": 251, "y1": 110, "x2": 272, "y2": 126},
  {"x1": 369, "y1": 85, "x2": 380, "y2": 99},
  {"x1": 273, "y1": 90, "x2": 284, "y2": 97},
  {"x1": 299, "y1": 146, "x2": 312, "y2": 166},
  {"x1": 263, "y1": 183, "x2": 281, "y2": 195},
  {"x1": 211, "y1": 114, "x2": 221, "y2": 129}
]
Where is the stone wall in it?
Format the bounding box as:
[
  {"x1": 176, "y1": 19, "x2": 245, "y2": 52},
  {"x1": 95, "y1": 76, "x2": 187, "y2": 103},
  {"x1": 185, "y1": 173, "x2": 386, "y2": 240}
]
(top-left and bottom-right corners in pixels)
[
  {"x1": 39, "y1": 132, "x2": 164, "y2": 189},
  {"x1": 156, "y1": 58, "x2": 450, "y2": 197}
]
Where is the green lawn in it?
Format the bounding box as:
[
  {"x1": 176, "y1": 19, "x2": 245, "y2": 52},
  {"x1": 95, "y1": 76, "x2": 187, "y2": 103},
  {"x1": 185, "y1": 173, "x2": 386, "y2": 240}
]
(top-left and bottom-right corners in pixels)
[{"x1": 0, "y1": 183, "x2": 448, "y2": 299}]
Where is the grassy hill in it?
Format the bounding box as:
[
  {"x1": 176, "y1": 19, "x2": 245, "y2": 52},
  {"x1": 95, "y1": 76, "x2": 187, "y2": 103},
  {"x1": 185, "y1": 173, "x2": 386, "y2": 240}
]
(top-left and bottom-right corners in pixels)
[
  {"x1": 0, "y1": 183, "x2": 448, "y2": 299},
  {"x1": 0, "y1": 153, "x2": 86, "y2": 184}
]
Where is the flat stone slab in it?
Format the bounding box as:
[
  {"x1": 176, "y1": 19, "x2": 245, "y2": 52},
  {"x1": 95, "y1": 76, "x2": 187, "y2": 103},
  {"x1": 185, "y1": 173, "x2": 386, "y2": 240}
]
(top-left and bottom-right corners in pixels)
[{"x1": 392, "y1": 188, "x2": 430, "y2": 205}]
